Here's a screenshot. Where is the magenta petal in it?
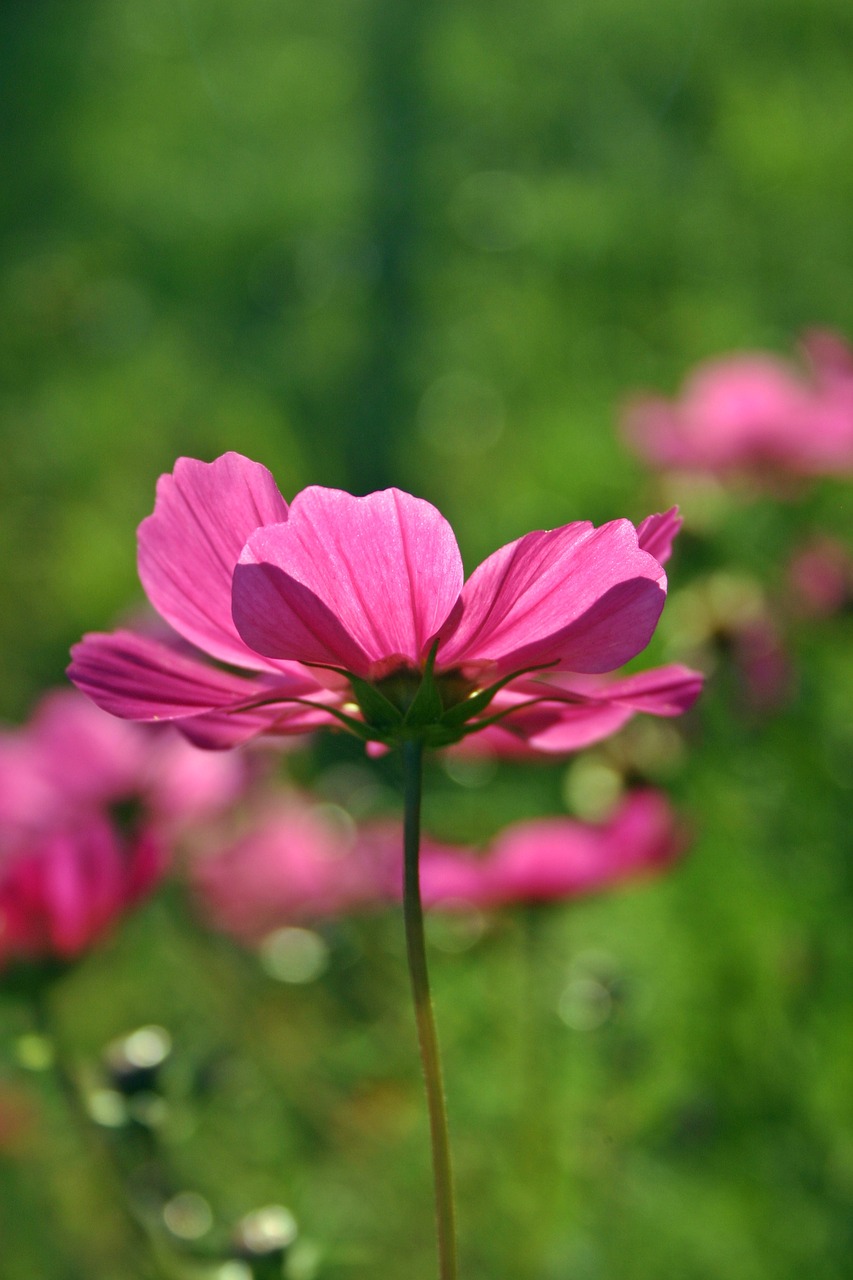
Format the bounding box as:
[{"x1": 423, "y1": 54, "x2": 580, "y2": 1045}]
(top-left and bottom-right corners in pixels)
[
  {"x1": 195, "y1": 802, "x2": 397, "y2": 939},
  {"x1": 585, "y1": 664, "x2": 703, "y2": 715},
  {"x1": 483, "y1": 790, "x2": 681, "y2": 903},
  {"x1": 635, "y1": 508, "x2": 682, "y2": 565},
  {"x1": 418, "y1": 841, "x2": 493, "y2": 908},
  {"x1": 452, "y1": 664, "x2": 702, "y2": 757},
  {"x1": 440, "y1": 519, "x2": 666, "y2": 675},
  {"x1": 417, "y1": 791, "x2": 682, "y2": 910},
  {"x1": 622, "y1": 396, "x2": 697, "y2": 468},
  {"x1": 68, "y1": 631, "x2": 329, "y2": 747},
  {"x1": 233, "y1": 486, "x2": 464, "y2": 675},
  {"x1": 537, "y1": 664, "x2": 705, "y2": 718},
  {"x1": 464, "y1": 701, "x2": 635, "y2": 757},
  {"x1": 176, "y1": 697, "x2": 340, "y2": 750},
  {"x1": 69, "y1": 630, "x2": 267, "y2": 720},
  {"x1": 138, "y1": 453, "x2": 289, "y2": 670}
]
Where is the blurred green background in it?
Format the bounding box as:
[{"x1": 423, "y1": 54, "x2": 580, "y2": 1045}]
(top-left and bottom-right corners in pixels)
[{"x1": 1, "y1": 0, "x2": 852, "y2": 1276}]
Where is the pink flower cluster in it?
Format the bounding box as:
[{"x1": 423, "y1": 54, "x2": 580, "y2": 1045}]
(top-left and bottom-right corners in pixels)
[
  {"x1": 622, "y1": 329, "x2": 853, "y2": 480},
  {"x1": 69, "y1": 454, "x2": 701, "y2": 753},
  {"x1": 192, "y1": 789, "x2": 683, "y2": 941},
  {"x1": 0, "y1": 689, "x2": 247, "y2": 968}
]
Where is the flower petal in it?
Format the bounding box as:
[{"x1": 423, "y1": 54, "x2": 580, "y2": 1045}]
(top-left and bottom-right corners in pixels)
[
  {"x1": 138, "y1": 453, "x2": 289, "y2": 669},
  {"x1": 635, "y1": 508, "x2": 682, "y2": 565},
  {"x1": 417, "y1": 791, "x2": 682, "y2": 909},
  {"x1": 233, "y1": 487, "x2": 464, "y2": 676},
  {"x1": 543, "y1": 664, "x2": 704, "y2": 717},
  {"x1": 484, "y1": 790, "x2": 682, "y2": 903},
  {"x1": 453, "y1": 664, "x2": 702, "y2": 756},
  {"x1": 461, "y1": 700, "x2": 634, "y2": 757},
  {"x1": 68, "y1": 630, "x2": 331, "y2": 745},
  {"x1": 439, "y1": 519, "x2": 666, "y2": 675}
]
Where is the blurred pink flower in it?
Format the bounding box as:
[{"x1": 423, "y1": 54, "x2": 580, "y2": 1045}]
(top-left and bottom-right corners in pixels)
[
  {"x1": 0, "y1": 688, "x2": 251, "y2": 968},
  {"x1": 732, "y1": 617, "x2": 795, "y2": 714},
  {"x1": 192, "y1": 790, "x2": 683, "y2": 938},
  {"x1": 0, "y1": 820, "x2": 162, "y2": 966},
  {"x1": 1, "y1": 688, "x2": 249, "y2": 838},
  {"x1": 622, "y1": 330, "x2": 853, "y2": 480},
  {"x1": 787, "y1": 535, "x2": 853, "y2": 619},
  {"x1": 193, "y1": 798, "x2": 396, "y2": 942},
  {"x1": 415, "y1": 791, "x2": 683, "y2": 909},
  {"x1": 70, "y1": 454, "x2": 701, "y2": 751}
]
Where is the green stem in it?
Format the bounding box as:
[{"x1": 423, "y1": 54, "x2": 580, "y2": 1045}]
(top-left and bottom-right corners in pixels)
[{"x1": 401, "y1": 738, "x2": 458, "y2": 1280}]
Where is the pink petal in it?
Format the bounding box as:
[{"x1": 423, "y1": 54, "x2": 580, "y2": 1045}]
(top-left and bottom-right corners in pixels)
[
  {"x1": 233, "y1": 487, "x2": 464, "y2": 676},
  {"x1": 123, "y1": 830, "x2": 168, "y2": 905},
  {"x1": 461, "y1": 700, "x2": 635, "y2": 757},
  {"x1": 138, "y1": 453, "x2": 289, "y2": 670},
  {"x1": 175, "y1": 698, "x2": 338, "y2": 750},
  {"x1": 30, "y1": 688, "x2": 148, "y2": 807},
  {"x1": 417, "y1": 791, "x2": 683, "y2": 910},
  {"x1": 547, "y1": 664, "x2": 705, "y2": 717},
  {"x1": 69, "y1": 630, "x2": 265, "y2": 719},
  {"x1": 439, "y1": 519, "x2": 666, "y2": 675},
  {"x1": 194, "y1": 800, "x2": 395, "y2": 939},
  {"x1": 483, "y1": 790, "x2": 681, "y2": 903},
  {"x1": 42, "y1": 823, "x2": 115, "y2": 955},
  {"x1": 635, "y1": 508, "x2": 682, "y2": 565},
  {"x1": 622, "y1": 395, "x2": 696, "y2": 467},
  {"x1": 418, "y1": 842, "x2": 494, "y2": 908},
  {"x1": 453, "y1": 664, "x2": 702, "y2": 757},
  {"x1": 68, "y1": 630, "x2": 332, "y2": 743}
]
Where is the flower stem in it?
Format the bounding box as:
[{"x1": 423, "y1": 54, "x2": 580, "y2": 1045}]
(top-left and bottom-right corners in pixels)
[{"x1": 401, "y1": 738, "x2": 458, "y2": 1280}]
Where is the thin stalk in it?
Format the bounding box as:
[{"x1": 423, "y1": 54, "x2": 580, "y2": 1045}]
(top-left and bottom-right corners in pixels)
[{"x1": 401, "y1": 738, "x2": 458, "y2": 1280}]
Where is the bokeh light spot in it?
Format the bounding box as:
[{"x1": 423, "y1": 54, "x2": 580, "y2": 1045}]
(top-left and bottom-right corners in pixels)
[
  {"x1": 163, "y1": 1191, "x2": 214, "y2": 1241},
  {"x1": 260, "y1": 927, "x2": 329, "y2": 984}
]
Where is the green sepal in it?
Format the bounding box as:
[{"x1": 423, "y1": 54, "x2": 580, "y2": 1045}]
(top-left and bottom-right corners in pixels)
[
  {"x1": 348, "y1": 676, "x2": 405, "y2": 730},
  {"x1": 438, "y1": 660, "x2": 558, "y2": 732},
  {"x1": 402, "y1": 641, "x2": 444, "y2": 728},
  {"x1": 438, "y1": 671, "x2": 523, "y2": 730}
]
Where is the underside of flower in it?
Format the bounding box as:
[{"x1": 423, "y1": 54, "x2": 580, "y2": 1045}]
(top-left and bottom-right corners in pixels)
[{"x1": 68, "y1": 453, "x2": 703, "y2": 754}]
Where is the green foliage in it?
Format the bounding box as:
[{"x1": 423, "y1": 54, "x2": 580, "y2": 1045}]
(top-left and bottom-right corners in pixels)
[{"x1": 1, "y1": 0, "x2": 852, "y2": 1277}]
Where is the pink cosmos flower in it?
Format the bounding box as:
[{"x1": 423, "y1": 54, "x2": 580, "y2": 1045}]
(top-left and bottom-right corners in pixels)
[
  {"x1": 1, "y1": 688, "x2": 249, "y2": 837},
  {"x1": 192, "y1": 798, "x2": 396, "y2": 942},
  {"x1": 621, "y1": 330, "x2": 853, "y2": 480},
  {"x1": 0, "y1": 819, "x2": 162, "y2": 967},
  {"x1": 70, "y1": 453, "x2": 701, "y2": 751},
  {"x1": 0, "y1": 688, "x2": 250, "y2": 969},
  {"x1": 415, "y1": 790, "x2": 683, "y2": 910}
]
